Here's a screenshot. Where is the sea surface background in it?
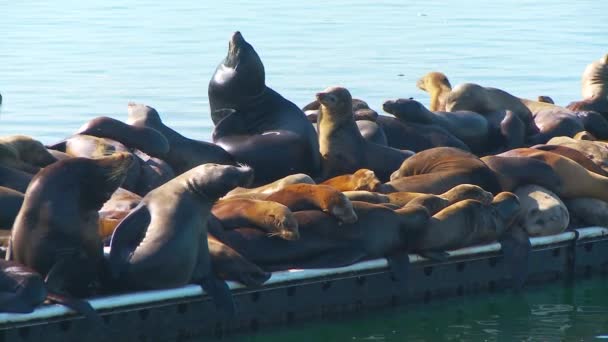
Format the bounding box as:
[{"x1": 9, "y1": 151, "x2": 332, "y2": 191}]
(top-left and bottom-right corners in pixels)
[{"x1": 1, "y1": 0, "x2": 607, "y2": 340}]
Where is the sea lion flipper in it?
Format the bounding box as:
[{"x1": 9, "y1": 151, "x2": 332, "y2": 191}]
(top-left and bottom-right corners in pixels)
[
  {"x1": 108, "y1": 203, "x2": 151, "y2": 276},
  {"x1": 386, "y1": 251, "x2": 410, "y2": 283},
  {"x1": 47, "y1": 292, "x2": 115, "y2": 340},
  {"x1": 0, "y1": 292, "x2": 35, "y2": 313},
  {"x1": 417, "y1": 250, "x2": 450, "y2": 262},
  {"x1": 199, "y1": 276, "x2": 236, "y2": 318},
  {"x1": 500, "y1": 227, "x2": 531, "y2": 290}
]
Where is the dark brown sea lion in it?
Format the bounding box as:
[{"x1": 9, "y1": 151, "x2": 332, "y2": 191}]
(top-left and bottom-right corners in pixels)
[
  {"x1": 537, "y1": 96, "x2": 555, "y2": 104},
  {"x1": 8, "y1": 153, "x2": 133, "y2": 297},
  {"x1": 207, "y1": 234, "x2": 270, "y2": 287},
  {"x1": 416, "y1": 71, "x2": 452, "y2": 111},
  {"x1": 132, "y1": 150, "x2": 175, "y2": 196},
  {"x1": 481, "y1": 154, "x2": 563, "y2": 193},
  {"x1": 208, "y1": 32, "x2": 320, "y2": 185},
  {"x1": 528, "y1": 108, "x2": 585, "y2": 145},
  {"x1": 0, "y1": 135, "x2": 56, "y2": 173},
  {"x1": 0, "y1": 164, "x2": 33, "y2": 193},
  {"x1": 0, "y1": 186, "x2": 24, "y2": 229},
  {"x1": 316, "y1": 86, "x2": 413, "y2": 181},
  {"x1": 212, "y1": 202, "x2": 429, "y2": 281},
  {"x1": 374, "y1": 115, "x2": 470, "y2": 152},
  {"x1": 127, "y1": 103, "x2": 235, "y2": 175},
  {"x1": 75, "y1": 116, "x2": 169, "y2": 158},
  {"x1": 384, "y1": 147, "x2": 501, "y2": 194},
  {"x1": 513, "y1": 185, "x2": 569, "y2": 237},
  {"x1": 108, "y1": 163, "x2": 254, "y2": 315},
  {"x1": 382, "y1": 98, "x2": 489, "y2": 151},
  {"x1": 224, "y1": 173, "x2": 315, "y2": 199},
  {"x1": 565, "y1": 197, "x2": 608, "y2": 228},
  {"x1": 577, "y1": 110, "x2": 608, "y2": 140},
  {"x1": 445, "y1": 83, "x2": 538, "y2": 136},
  {"x1": 321, "y1": 169, "x2": 381, "y2": 192},
  {"x1": 264, "y1": 183, "x2": 357, "y2": 224},
  {"x1": 211, "y1": 198, "x2": 299, "y2": 240}
]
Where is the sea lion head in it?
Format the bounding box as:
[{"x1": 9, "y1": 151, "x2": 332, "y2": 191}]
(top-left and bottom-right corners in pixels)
[
  {"x1": 352, "y1": 169, "x2": 381, "y2": 191},
  {"x1": 316, "y1": 86, "x2": 353, "y2": 124},
  {"x1": 188, "y1": 163, "x2": 255, "y2": 200},
  {"x1": 324, "y1": 191, "x2": 358, "y2": 224},
  {"x1": 382, "y1": 98, "x2": 427, "y2": 122},
  {"x1": 261, "y1": 203, "x2": 300, "y2": 241},
  {"x1": 416, "y1": 71, "x2": 452, "y2": 92},
  {"x1": 442, "y1": 184, "x2": 494, "y2": 206},
  {"x1": 208, "y1": 31, "x2": 266, "y2": 115}
]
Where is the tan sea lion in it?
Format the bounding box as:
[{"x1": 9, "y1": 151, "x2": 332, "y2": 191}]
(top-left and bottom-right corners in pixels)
[
  {"x1": 211, "y1": 198, "x2": 299, "y2": 241},
  {"x1": 224, "y1": 173, "x2": 315, "y2": 199},
  {"x1": 316, "y1": 86, "x2": 413, "y2": 181},
  {"x1": 321, "y1": 169, "x2": 381, "y2": 192},
  {"x1": 546, "y1": 136, "x2": 608, "y2": 172},
  {"x1": 8, "y1": 153, "x2": 133, "y2": 297},
  {"x1": 0, "y1": 135, "x2": 57, "y2": 173},
  {"x1": 264, "y1": 184, "x2": 357, "y2": 224},
  {"x1": 416, "y1": 71, "x2": 452, "y2": 111},
  {"x1": 574, "y1": 131, "x2": 596, "y2": 140},
  {"x1": 531, "y1": 144, "x2": 608, "y2": 176},
  {"x1": 567, "y1": 54, "x2": 608, "y2": 115},
  {"x1": 513, "y1": 185, "x2": 569, "y2": 237}
]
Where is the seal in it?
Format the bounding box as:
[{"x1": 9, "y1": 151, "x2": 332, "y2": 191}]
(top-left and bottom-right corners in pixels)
[
  {"x1": 316, "y1": 86, "x2": 413, "y2": 181},
  {"x1": 225, "y1": 173, "x2": 315, "y2": 199},
  {"x1": 208, "y1": 31, "x2": 320, "y2": 185},
  {"x1": 0, "y1": 135, "x2": 57, "y2": 174},
  {"x1": 264, "y1": 183, "x2": 358, "y2": 224},
  {"x1": 566, "y1": 197, "x2": 608, "y2": 228},
  {"x1": 528, "y1": 108, "x2": 585, "y2": 145},
  {"x1": 0, "y1": 164, "x2": 33, "y2": 193},
  {"x1": 212, "y1": 202, "x2": 430, "y2": 282},
  {"x1": 321, "y1": 168, "x2": 381, "y2": 192},
  {"x1": 531, "y1": 144, "x2": 608, "y2": 176},
  {"x1": 513, "y1": 185, "x2": 569, "y2": 237},
  {"x1": 567, "y1": 54, "x2": 608, "y2": 115},
  {"x1": 75, "y1": 116, "x2": 169, "y2": 158},
  {"x1": 383, "y1": 147, "x2": 501, "y2": 195},
  {"x1": 211, "y1": 198, "x2": 299, "y2": 240},
  {"x1": 0, "y1": 186, "x2": 24, "y2": 229},
  {"x1": 8, "y1": 153, "x2": 133, "y2": 297},
  {"x1": 481, "y1": 154, "x2": 563, "y2": 193},
  {"x1": 382, "y1": 98, "x2": 489, "y2": 151},
  {"x1": 108, "y1": 163, "x2": 254, "y2": 315},
  {"x1": 546, "y1": 136, "x2": 608, "y2": 173},
  {"x1": 127, "y1": 103, "x2": 235, "y2": 175},
  {"x1": 445, "y1": 83, "x2": 538, "y2": 136},
  {"x1": 416, "y1": 71, "x2": 452, "y2": 111}
]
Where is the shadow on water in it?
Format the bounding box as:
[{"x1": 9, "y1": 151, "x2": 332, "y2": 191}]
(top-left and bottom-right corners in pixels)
[{"x1": 222, "y1": 276, "x2": 608, "y2": 341}]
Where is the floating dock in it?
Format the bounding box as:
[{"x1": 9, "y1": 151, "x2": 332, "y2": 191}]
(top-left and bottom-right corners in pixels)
[{"x1": 1, "y1": 227, "x2": 607, "y2": 342}]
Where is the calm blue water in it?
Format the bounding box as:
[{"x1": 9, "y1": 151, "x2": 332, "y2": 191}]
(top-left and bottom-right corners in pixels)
[{"x1": 1, "y1": 1, "x2": 608, "y2": 340}]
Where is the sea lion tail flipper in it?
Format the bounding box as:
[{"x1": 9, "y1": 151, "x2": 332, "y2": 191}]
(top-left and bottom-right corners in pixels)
[
  {"x1": 499, "y1": 227, "x2": 531, "y2": 290},
  {"x1": 108, "y1": 204, "x2": 151, "y2": 278},
  {"x1": 417, "y1": 250, "x2": 450, "y2": 262},
  {"x1": 0, "y1": 292, "x2": 35, "y2": 313},
  {"x1": 386, "y1": 251, "x2": 410, "y2": 283},
  {"x1": 46, "y1": 292, "x2": 116, "y2": 340},
  {"x1": 199, "y1": 276, "x2": 236, "y2": 319}
]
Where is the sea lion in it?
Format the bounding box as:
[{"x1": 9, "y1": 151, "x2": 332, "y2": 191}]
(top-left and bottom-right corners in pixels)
[
  {"x1": 546, "y1": 136, "x2": 608, "y2": 172},
  {"x1": 213, "y1": 202, "x2": 429, "y2": 279},
  {"x1": 343, "y1": 191, "x2": 390, "y2": 204},
  {"x1": 263, "y1": 183, "x2": 357, "y2": 223},
  {"x1": 531, "y1": 144, "x2": 608, "y2": 176},
  {"x1": 374, "y1": 115, "x2": 470, "y2": 152},
  {"x1": 384, "y1": 147, "x2": 501, "y2": 194},
  {"x1": 481, "y1": 154, "x2": 563, "y2": 193},
  {"x1": 304, "y1": 98, "x2": 380, "y2": 122},
  {"x1": 0, "y1": 135, "x2": 57, "y2": 174},
  {"x1": 0, "y1": 186, "x2": 24, "y2": 229},
  {"x1": 382, "y1": 98, "x2": 489, "y2": 151},
  {"x1": 224, "y1": 173, "x2": 315, "y2": 199},
  {"x1": 108, "y1": 163, "x2": 254, "y2": 315},
  {"x1": 405, "y1": 194, "x2": 450, "y2": 215},
  {"x1": 565, "y1": 197, "x2": 608, "y2": 228},
  {"x1": 519, "y1": 97, "x2": 563, "y2": 115},
  {"x1": 413, "y1": 192, "x2": 520, "y2": 253},
  {"x1": 8, "y1": 153, "x2": 133, "y2": 297},
  {"x1": 499, "y1": 148, "x2": 608, "y2": 202},
  {"x1": 445, "y1": 83, "x2": 538, "y2": 136},
  {"x1": 127, "y1": 103, "x2": 235, "y2": 175},
  {"x1": 316, "y1": 86, "x2": 413, "y2": 181},
  {"x1": 528, "y1": 108, "x2": 585, "y2": 144},
  {"x1": 567, "y1": 54, "x2": 608, "y2": 115},
  {"x1": 0, "y1": 164, "x2": 33, "y2": 193},
  {"x1": 132, "y1": 150, "x2": 175, "y2": 196},
  {"x1": 98, "y1": 188, "x2": 142, "y2": 239},
  {"x1": 537, "y1": 96, "x2": 555, "y2": 104},
  {"x1": 356, "y1": 120, "x2": 389, "y2": 146},
  {"x1": 209, "y1": 31, "x2": 320, "y2": 185},
  {"x1": 211, "y1": 198, "x2": 299, "y2": 240},
  {"x1": 321, "y1": 169, "x2": 381, "y2": 192},
  {"x1": 577, "y1": 111, "x2": 608, "y2": 139},
  {"x1": 513, "y1": 185, "x2": 569, "y2": 237},
  {"x1": 207, "y1": 234, "x2": 270, "y2": 287},
  {"x1": 75, "y1": 116, "x2": 169, "y2": 158},
  {"x1": 416, "y1": 71, "x2": 452, "y2": 111}
]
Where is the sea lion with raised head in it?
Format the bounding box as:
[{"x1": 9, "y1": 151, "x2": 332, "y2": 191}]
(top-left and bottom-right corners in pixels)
[
  {"x1": 208, "y1": 31, "x2": 320, "y2": 185},
  {"x1": 316, "y1": 86, "x2": 413, "y2": 181},
  {"x1": 567, "y1": 54, "x2": 608, "y2": 115},
  {"x1": 416, "y1": 71, "x2": 452, "y2": 111},
  {"x1": 108, "y1": 163, "x2": 254, "y2": 315}
]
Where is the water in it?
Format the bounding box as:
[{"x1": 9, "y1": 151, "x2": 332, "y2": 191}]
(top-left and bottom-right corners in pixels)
[{"x1": 1, "y1": 1, "x2": 607, "y2": 340}]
